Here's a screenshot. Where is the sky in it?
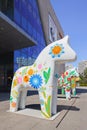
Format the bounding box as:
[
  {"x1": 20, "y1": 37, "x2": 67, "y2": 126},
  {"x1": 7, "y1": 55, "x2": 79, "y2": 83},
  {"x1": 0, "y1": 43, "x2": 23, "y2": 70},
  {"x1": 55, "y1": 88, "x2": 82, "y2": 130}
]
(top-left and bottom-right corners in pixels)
[{"x1": 50, "y1": 0, "x2": 87, "y2": 67}]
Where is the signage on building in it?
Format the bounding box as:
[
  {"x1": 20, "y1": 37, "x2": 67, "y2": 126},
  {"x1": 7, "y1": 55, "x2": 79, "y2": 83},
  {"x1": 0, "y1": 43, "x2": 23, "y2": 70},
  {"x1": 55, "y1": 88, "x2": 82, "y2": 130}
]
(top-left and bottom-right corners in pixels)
[
  {"x1": 49, "y1": 14, "x2": 57, "y2": 42},
  {"x1": 16, "y1": 57, "x2": 35, "y2": 68}
]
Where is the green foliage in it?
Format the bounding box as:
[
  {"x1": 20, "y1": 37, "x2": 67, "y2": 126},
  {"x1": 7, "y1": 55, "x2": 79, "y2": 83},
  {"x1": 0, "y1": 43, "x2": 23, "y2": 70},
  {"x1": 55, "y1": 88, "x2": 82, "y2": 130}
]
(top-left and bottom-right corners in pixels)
[
  {"x1": 80, "y1": 84, "x2": 87, "y2": 86},
  {"x1": 84, "y1": 68, "x2": 87, "y2": 78},
  {"x1": 79, "y1": 67, "x2": 87, "y2": 86}
]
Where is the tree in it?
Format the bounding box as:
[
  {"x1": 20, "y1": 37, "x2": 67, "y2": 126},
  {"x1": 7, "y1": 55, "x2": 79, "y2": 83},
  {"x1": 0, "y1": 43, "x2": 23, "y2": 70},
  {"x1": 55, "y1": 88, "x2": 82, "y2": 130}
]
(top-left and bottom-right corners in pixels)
[
  {"x1": 79, "y1": 67, "x2": 87, "y2": 86},
  {"x1": 84, "y1": 68, "x2": 87, "y2": 78}
]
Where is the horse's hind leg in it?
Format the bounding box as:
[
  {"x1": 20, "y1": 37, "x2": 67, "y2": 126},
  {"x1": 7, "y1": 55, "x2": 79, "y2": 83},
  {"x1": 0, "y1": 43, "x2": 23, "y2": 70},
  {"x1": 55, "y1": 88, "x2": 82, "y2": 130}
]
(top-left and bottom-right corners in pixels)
[{"x1": 18, "y1": 89, "x2": 27, "y2": 110}]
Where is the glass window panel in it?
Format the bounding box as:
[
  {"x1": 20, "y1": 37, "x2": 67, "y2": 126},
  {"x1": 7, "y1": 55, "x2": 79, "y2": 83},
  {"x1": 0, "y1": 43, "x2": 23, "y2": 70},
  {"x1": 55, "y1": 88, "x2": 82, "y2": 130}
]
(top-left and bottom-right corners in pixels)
[
  {"x1": 33, "y1": 28, "x2": 36, "y2": 40},
  {"x1": 14, "y1": 8, "x2": 21, "y2": 25},
  {"x1": 14, "y1": 51, "x2": 20, "y2": 60},
  {"x1": 14, "y1": 0, "x2": 20, "y2": 9},
  {"x1": 21, "y1": 0, "x2": 28, "y2": 18},
  {"x1": 28, "y1": 22, "x2": 33, "y2": 36},
  {"x1": 28, "y1": 0, "x2": 32, "y2": 4},
  {"x1": 21, "y1": 16, "x2": 27, "y2": 30},
  {"x1": 22, "y1": 47, "x2": 28, "y2": 52},
  {"x1": 14, "y1": 64, "x2": 18, "y2": 72}
]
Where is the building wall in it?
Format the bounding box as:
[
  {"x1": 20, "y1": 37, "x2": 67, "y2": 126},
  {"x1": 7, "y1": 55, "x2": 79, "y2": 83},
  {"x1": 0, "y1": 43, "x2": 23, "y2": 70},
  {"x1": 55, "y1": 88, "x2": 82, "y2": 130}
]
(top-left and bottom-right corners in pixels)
[{"x1": 37, "y1": 0, "x2": 64, "y2": 45}]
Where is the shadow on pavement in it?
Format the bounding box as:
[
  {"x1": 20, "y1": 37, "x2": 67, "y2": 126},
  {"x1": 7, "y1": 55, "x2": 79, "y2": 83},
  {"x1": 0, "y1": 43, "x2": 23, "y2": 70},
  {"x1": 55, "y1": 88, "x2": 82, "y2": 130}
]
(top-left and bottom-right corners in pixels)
[
  {"x1": 76, "y1": 87, "x2": 87, "y2": 94},
  {"x1": 57, "y1": 104, "x2": 80, "y2": 112},
  {"x1": 26, "y1": 104, "x2": 41, "y2": 110},
  {"x1": 25, "y1": 103, "x2": 80, "y2": 112}
]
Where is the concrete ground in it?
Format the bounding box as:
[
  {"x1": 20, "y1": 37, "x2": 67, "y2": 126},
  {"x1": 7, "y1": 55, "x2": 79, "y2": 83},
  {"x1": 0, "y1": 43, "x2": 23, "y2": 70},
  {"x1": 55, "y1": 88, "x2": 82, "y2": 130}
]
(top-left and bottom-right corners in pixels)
[{"x1": 0, "y1": 87, "x2": 87, "y2": 130}]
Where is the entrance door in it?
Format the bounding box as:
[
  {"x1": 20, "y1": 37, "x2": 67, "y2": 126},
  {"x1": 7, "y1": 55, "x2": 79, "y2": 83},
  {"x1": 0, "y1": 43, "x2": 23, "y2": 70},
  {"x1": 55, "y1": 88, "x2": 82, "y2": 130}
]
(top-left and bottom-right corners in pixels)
[{"x1": 0, "y1": 52, "x2": 13, "y2": 92}]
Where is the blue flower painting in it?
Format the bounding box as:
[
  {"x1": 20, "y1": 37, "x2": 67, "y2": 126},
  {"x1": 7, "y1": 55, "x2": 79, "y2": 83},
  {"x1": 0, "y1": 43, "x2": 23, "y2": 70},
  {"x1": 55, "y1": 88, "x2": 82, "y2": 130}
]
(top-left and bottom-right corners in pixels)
[{"x1": 29, "y1": 74, "x2": 43, "y2": 89}]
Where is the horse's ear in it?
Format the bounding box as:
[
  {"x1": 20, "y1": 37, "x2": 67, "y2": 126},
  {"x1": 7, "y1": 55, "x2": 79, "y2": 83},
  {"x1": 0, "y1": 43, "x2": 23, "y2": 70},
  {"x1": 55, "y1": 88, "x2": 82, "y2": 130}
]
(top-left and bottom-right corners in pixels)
[{"x1": 64, "y1": 35, "x2": 70, "y2": 45}]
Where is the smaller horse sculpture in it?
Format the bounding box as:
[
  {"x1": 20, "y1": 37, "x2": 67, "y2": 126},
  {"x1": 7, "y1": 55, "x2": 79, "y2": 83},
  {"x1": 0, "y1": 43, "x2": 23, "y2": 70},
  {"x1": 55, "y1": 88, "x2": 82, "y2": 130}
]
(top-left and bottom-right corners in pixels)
[
  {"x1": 58, "y1": 68, "x2": 79, "y2": 99},
  {"x1": 10, "y1": 35, "x2": 76, "y2": 118}
]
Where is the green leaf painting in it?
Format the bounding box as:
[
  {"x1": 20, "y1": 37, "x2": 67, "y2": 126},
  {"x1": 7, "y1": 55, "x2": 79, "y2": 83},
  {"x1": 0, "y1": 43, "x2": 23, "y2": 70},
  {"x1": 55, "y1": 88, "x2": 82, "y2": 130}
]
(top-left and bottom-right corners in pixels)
[
  {"x1": 10, "y1": 96, "x2": 13, "y2": 102},
  {"x1": 41, "y1": 110, "x2": 50, "y2": 118},
  {"x1": 40, "y1": 95, "x2": 51, "y2": 118},
  {"x1": 43, "y1": 68, "x2": 51, "y2": 84},
  {"x1": 21, "y1": 67, "x2": 28, "y2": 76},
  {"x1": 42, "y1": 91, "x2": 46, "y2": 98},
  {"x1": 45, "y1": 96, "x2": 51, "y2": 117}
]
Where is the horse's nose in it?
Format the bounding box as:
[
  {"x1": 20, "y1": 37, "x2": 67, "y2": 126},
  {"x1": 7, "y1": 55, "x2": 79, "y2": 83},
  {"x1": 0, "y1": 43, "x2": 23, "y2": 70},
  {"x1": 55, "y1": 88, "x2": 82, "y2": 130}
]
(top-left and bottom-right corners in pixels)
[{"x1": 74, "y1": 52, "x2": 77, "y2": 61}]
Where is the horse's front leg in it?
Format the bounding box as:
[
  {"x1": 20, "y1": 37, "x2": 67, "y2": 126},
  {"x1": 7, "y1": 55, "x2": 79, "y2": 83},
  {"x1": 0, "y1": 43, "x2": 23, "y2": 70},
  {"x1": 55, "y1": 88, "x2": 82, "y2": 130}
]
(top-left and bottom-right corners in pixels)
[
  {"x1": 38, "y1": 86, "x2": 52, "y2": 118},
  {"x1": 10, "y1": 86, "x2": 20, "y2": 112}
]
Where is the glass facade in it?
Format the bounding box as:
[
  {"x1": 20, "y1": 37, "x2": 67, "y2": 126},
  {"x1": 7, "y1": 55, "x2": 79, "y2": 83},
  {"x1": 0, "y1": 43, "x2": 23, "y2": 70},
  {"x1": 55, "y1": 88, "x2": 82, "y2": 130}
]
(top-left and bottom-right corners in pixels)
[
  {"x1": 14, "y1": 0, "x2": 46, "y2": 72},
  {"x1": 0, "y1": 0, "x2": 46, "y2": 91}
]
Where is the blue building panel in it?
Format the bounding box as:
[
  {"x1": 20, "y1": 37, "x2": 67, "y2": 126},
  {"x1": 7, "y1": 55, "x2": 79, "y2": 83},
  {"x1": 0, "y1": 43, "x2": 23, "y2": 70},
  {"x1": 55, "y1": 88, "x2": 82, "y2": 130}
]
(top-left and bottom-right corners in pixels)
[
  {"x1": 21, "y1": 16, "x2": 27, "y2": 31},
  {"x1": 14, "y1": 8, "x2": 21, "y2": 25},
  {"x1": 14, "y1": 0, "x2": 46, "y2": 72},
  {"x1": 21, "y1": 0, "x2": 28, "y2": 18},
  {"x1": 27, "y1": 22, "x2": 33, "y2": 36},
  {"x1": 14, "y1": 0, "x2": 20, "y2": 10}
]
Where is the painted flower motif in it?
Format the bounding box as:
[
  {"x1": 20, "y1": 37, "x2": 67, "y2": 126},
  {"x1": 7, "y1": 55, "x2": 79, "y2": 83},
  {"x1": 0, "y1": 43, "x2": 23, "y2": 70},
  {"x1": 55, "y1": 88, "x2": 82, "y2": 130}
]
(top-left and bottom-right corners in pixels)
[
  {"x1": 11, "y1": 90, "x2": 18, "y2": 98},
  {"x1": 12, "y1": 78, "x2": 18, "y2": 87},
  {"x1": 49, "y1": 44, "x2": 64, "y2": 58},
  {"x1": 11, "y1": 101, "x2": 16, "y2": 108},
  {"x1": 18, "y1": 76, "x2": 22, "y2": 84},
  {"x1": 29, "y1": 74, "x2": 43, "y2": 89},
  {"x1": 28, "y1": 68, "x2": 34, "y2": 75},
  {"x1": 65, "y1": 71, "x2": 68, "y2": 76},
  {"x1": 38, "y1": 64, "x2": 42, "y2": 70},
  {"x1": 23, "y1": 75, "x2": 29, "y2": 82}
]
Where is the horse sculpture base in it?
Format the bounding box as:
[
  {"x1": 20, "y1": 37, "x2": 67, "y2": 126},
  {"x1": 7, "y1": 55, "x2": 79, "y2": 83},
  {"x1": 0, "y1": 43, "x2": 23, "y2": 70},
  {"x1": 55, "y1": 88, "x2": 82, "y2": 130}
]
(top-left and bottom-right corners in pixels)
[{"x1": 12, "y1": 108, "x2": 60, "y2": 120}]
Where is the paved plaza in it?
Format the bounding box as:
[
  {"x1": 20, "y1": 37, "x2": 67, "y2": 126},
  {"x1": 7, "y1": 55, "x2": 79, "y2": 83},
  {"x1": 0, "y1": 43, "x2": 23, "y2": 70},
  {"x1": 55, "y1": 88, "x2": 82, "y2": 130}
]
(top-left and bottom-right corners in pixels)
[{"x1": 0, "y1": 87, "x2": 87, "y2": 130}]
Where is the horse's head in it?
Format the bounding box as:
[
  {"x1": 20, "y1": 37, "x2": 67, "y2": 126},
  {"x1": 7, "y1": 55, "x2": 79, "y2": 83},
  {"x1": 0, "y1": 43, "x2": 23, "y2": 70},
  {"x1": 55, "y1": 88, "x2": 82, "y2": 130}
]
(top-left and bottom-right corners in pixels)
[
  {"x1": 35, "y1": 35, "x2": 76, "y2": 64},
  {"x1": 48, "y1": 35, "x2": 77, "y2": 63},
  {"x1": 66, "y1": 68, "x2": 79, "y2": 77}
]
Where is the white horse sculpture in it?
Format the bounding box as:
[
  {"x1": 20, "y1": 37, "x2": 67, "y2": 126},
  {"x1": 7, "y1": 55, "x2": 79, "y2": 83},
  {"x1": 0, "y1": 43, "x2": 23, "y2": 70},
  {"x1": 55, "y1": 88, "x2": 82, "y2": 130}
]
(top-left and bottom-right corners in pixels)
[{"x1": 10, "y1": 35, "x2": 76, "y2": 118}]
